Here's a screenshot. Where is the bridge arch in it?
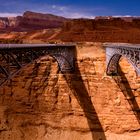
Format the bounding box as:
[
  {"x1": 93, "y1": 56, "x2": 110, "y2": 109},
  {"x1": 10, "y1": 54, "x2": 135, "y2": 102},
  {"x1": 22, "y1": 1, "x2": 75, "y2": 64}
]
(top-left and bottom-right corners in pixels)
[
  {"x1": 106, "y1": 53, "x2": 121, "y2": 75},
  {"x1": 105, "y1": 43, "x2": 140, "y2": 76},
  {"x1": 106, "y1": 53, "x2": 139, "y2": 76},
  {"x1": 49, "y1": 54, "x2": 74, "y2": 73},
  {"x1": 0, "y1": 44, "x2": 75, "y2": 86}
]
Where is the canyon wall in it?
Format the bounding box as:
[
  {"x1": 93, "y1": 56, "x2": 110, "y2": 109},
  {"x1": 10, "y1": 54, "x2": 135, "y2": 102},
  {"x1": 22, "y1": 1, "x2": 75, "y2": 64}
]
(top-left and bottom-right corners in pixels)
[
  {"x1": 0, "y1": 42, "x2": 139, "y2": 140},
  {"x1": 56, "y1": 19, "x2": 140, "y2": 43},
  {"x1": 0, "y1": 11, "x2": 67, "y2": 32},
  {"x1": 1, "y1": 12, "x2": 140, "y2": 44},
  {"x1": 16, "y1": 11, "x2": 67, "y2": 31}
]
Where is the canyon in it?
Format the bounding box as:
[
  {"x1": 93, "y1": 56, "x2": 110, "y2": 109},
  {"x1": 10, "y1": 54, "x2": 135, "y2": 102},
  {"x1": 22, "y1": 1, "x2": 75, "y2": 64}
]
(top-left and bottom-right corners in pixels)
[
  {"x1": 0, "y1": 42, "x2": 139, "y2": 140},
  {"x1": 0, "y1": 11, "x2": 140, "y2": 140},
  {"x1": 0, "y1": 11, "x2": 140, "y2": 43}
]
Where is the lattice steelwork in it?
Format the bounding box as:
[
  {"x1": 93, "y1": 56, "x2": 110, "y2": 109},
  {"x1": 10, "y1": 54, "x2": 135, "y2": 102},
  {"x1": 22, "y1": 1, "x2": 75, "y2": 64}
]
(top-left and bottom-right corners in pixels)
[
  {"x1": 0, "y1": 44, "x2": 75, "y2": 86},
  {"x1": 104, "y1": 43, "x2": 140, "y2": 76}
]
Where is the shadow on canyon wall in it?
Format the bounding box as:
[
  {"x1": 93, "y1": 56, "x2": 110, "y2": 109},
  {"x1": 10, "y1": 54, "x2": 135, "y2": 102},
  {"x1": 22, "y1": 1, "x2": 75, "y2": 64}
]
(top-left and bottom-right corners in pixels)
[
  {"x1": 25, "y1": 58, "x2": 59, "y2": 105},
  {"x1": 63, "y1": 47, "x2": 106, "y2": 140},
  {"x1": 27, "y1": 60, "x2": 51, "y2": 97},
  {"x1": 1, "y1": 47, "x2": 106, "y2": 140},
  {"x1": 29, "y1": 48, "x2": 106, "y2": 140},
  {"x1": 113, "y1": 65, "x2": 140, "y2": 125}
]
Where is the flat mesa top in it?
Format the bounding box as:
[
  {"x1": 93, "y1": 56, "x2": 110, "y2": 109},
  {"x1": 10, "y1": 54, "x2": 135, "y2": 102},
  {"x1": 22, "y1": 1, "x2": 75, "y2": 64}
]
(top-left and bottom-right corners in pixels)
[
  {"x1": 103, "y1": 43, "x2": 140, "y2": 48},
  {"x1": 0, "y1": 44, "x2": 76, "y2": 49}
]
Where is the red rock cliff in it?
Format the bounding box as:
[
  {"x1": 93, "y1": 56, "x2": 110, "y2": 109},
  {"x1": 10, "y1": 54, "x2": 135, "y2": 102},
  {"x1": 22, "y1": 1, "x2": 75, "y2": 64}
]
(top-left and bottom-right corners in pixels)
[
  {"x1": 55, "y1": 18, "x2": 140, "y2": 43},
  {"x1": 16, "y1": 11, "x2": 67, "y2": 31},
  {"x1": 0, "y1": 43, "x2": 139, "y2": 140},
  {"x1": 0, "y1": 11, "x2": 68, "y2": 32}
]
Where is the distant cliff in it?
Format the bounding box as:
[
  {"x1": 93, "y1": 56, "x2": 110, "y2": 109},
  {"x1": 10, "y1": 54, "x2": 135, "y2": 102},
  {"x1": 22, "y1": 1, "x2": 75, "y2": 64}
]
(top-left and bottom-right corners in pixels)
[
  {"x1": 16, "y1": 11, "x2": 68, "y2": 31},
  {"x1": 54, "y1": 18, "x2": 140, "y2": 43},
  {"x1": 0, "y1": 11, "x2": 140, "y2": 43},
  {"x1": 0, "y1": 11, "x2": 68, "y2": 32},
  {"x1": 0, "y1": 17, "x2": 17, "y2": 32}
]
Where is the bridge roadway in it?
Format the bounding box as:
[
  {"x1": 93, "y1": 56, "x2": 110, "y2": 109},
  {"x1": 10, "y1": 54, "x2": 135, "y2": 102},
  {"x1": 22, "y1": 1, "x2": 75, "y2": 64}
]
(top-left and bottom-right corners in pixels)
[
  {"x1": 0, "y1": 44, "x2": 75, "y2": 86},
  {"x1": 104, "y1": 43, "x2": 140, "y2": 76}
]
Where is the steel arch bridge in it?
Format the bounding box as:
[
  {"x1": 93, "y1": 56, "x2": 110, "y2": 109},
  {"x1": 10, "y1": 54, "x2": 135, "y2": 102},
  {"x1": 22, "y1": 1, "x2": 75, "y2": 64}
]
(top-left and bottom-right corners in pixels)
[
  {"x1": 0, "y1": 43, "x2": 140, "y2": 87},
  {"x1": 104, "y1": 43, "x2": 140, "y2": 76},
  {"x1": 0, "y1": 44, "x2": 75, "y2": 86}
]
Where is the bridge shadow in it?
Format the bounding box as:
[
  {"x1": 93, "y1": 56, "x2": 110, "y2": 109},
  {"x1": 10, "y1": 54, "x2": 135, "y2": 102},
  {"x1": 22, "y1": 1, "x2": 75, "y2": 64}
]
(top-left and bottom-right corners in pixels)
[
  {"x1": 1, "y1": 49, "x2": 106, "y2": 140},
  {"x1": 113, "y1": 65, "x2": 140, "y2": 125},
  {"x1": 63, "y1": 48, "x2": 106, "y2": 140},
  {"x1": 26, "y1": 57, "x2": 59, "y2": 102},
  {"x1": 27, "y1": 51, "x2": 106, "y2": 139},
  {"x1": 27, "y1": 60, "x2": 51, "y2": 98}
]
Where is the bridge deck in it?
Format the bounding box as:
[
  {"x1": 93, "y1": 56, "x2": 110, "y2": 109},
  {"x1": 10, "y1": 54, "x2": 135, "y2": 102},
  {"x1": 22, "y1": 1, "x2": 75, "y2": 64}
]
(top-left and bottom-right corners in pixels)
[
  {"x1": 103, "y1": 43, "x2": 140, "y2": 49},
  {"x1": 0, "y1": 44, "x2": 76, "y2": 49}
]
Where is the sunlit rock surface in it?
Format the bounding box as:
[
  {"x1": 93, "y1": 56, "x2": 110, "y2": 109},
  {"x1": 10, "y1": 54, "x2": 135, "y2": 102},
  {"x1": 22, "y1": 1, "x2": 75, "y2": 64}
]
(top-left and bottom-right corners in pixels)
[{"x1": 0, "y1": 42, "x2": 139, "y2": 140}]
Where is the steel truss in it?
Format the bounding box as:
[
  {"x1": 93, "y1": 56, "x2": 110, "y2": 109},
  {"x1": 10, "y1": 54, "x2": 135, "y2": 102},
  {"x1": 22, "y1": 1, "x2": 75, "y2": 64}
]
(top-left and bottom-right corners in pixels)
[
  {"x1": 0, "y1": 44, "x2": 75, "y2": 86},
  {"x1": 104, "y1": 43, "x2": 140, "y2": 76}
]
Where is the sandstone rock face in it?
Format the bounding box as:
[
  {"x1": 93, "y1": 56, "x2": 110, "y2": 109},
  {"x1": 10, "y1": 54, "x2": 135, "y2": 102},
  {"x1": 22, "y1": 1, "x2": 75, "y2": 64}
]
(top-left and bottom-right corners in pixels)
[
  {"x1": 0, "y1": 17, "x2": 11, "y2": 33},
  {"x1": 1, "y1": 12, "x2": 140, "y2": 44},
  {"x1": 0, "y1": 43, "x2": 139, "y2": 140},
  {"x1": 56, "y1": 18, "x2": 140, "y2": 43},
  {"x1": 0, "y1": 17, "x2": 17, "y2": 31},
  {"x1": 16, "y1": 11, "x2": 67, "y2": 31},
  {"x1": 8, "y1": 17, "x2": 17, "y2": 27},
  {"x1": 0, "y1": 11, "x2": 67, "y2": 32},
  {"x1": 0, "y1": 18, "x2": 8, "y2": 29}
]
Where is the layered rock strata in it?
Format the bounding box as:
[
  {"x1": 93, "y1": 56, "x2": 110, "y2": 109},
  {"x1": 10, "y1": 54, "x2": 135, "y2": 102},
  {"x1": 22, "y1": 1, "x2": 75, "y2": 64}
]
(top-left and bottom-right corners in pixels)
[{"x1": 0, "y1": 43, "x2": 139, "y2": 140}]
